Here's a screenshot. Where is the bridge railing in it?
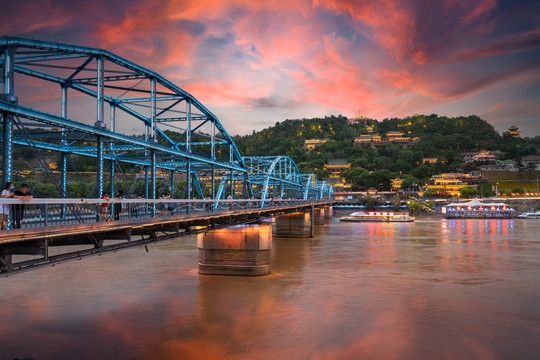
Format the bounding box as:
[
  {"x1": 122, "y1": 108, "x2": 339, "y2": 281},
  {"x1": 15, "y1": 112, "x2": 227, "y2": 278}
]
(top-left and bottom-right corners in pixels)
[{"x1": 0, "y1": 198, "x2": 333, "y2": 230}]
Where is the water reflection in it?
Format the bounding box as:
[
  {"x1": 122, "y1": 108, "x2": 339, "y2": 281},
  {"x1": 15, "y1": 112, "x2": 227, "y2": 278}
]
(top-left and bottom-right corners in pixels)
[{"x1": 0, "y1": 220, "x2": 538, "y2": 359}]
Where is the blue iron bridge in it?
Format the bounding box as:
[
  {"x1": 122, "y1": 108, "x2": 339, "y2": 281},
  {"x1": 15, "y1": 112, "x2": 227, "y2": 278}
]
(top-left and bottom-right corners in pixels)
[
  {"x1": 0, "y1": 36, "x2": 333, "y2": 203},
  {"x1": 0, "y1": 37, "x2": 334, "y2": 275}
]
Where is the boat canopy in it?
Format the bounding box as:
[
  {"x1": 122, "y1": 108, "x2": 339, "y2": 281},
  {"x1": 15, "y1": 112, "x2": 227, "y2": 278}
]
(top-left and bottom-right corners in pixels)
[{"x1": 443, "y1": 198, "x2": 510, "y2": 208}]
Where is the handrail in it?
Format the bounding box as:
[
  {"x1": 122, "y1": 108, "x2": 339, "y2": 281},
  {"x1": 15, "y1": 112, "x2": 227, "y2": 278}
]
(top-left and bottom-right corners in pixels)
[{"x1": 0, "y1": 198, "x2": 333, "y2": 205}]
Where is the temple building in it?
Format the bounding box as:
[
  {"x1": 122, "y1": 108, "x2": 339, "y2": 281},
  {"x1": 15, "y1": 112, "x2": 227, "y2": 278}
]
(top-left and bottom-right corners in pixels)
[
  {"x1": 424, "y1": 173, "x2": 487, "y2": 197},
  {"x1": 324, "y1": 159, "x2": 351, "y2": 175},
  {"x1": 324, "y1": 159, "x2": 351, "y2": 192},
  {"x1": 507, "y1": 125, "x2": 521, "y2": 138},
  {"x1": 303, "y1": 139, "x2": 327, "y2": 151},
  {"x1": 353, "y1": 130, "x2": 419, "y2": 147}
]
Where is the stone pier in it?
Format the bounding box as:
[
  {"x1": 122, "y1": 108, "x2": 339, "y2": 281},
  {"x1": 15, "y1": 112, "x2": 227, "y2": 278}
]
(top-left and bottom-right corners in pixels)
[
  {"x1": 273, "y1": 212, "x2": 313, "y2": 238},
  {"x1": 198, "y1": 223, "x2": 272, "y2": 276},
  {"x1": 324, "y1": 206, "x2": 333, "y2": 220},
  {"x1": 312, "y1": 206, "x2": 333, "y2": 225}
]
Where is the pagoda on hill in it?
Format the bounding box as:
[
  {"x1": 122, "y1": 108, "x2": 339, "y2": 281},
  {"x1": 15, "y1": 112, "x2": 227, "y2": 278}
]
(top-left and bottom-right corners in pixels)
[{"x1": 507, "y1": 125, "x2": 521, "y2": 138}]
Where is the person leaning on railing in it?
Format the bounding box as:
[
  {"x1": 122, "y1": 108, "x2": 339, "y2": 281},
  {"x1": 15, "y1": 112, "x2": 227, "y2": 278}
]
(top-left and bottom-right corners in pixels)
[
  {"x1": 11, "y1": 183, "x2": 33, "y2": 229},
  {"x1": 114, "y1": 190, "x2": 124, "y2": 221},
  {"x1": 1, "y1": 182, "x2": 15, "y2": 230},
  {"x1": 100, "y1": 192, "x2": 110, "y2": 221}
]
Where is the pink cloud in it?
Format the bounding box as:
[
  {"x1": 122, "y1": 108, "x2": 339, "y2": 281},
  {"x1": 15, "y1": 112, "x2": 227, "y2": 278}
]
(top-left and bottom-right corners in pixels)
[{"x1": 2, "y1": 0, "x2": 540, "y2": 134}]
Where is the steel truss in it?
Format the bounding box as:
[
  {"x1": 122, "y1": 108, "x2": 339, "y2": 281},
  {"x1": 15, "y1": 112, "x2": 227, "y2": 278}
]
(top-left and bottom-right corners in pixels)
[{"x1": 0, "y1": 37, "x2": 332, "y2": 211}]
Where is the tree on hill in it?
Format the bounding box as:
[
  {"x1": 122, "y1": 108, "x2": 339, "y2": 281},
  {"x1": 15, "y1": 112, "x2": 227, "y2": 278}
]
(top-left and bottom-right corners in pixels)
[
  {"x1": 400, "y1": 175, "x2": 421, "y2": 190},
  {"x1": 460, "y1": 186, "x2": 478, "y2": 198}
]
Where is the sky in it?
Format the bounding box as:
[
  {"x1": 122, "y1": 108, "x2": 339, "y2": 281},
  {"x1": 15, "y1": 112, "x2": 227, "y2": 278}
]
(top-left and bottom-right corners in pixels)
[{"x1": 2, "y1": 0, "x2": 540, "y2": 136}]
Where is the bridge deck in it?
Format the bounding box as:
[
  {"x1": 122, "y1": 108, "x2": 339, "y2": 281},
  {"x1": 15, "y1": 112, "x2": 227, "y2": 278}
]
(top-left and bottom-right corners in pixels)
[
  {"x1": 0, "y1": 199, "x2": 333, "y2": 275},
  {"x1": 0, "y1": 202, "x2": 316, "y2": 244}
]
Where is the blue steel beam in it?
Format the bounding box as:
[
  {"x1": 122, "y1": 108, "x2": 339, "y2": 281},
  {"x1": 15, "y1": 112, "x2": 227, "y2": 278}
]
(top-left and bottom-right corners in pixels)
[
  {"x1": 67, "y1": 55, "x2": 95, "y2": 80},
  {"x1": 1, "y1": 45, "x2": 15, "y2": 186},
  {"x1": 12, "y1": 53, "x2": 88, "y2": 64},
  {"x1": 156, "y1": 116, "x2": 208, "y2": 122},
  {"x1": 71, "y1": 74, "x2": 147, "y2": 83},
  {"x1": 115, "y1": 95, "x2": 183, "y2": 103}
]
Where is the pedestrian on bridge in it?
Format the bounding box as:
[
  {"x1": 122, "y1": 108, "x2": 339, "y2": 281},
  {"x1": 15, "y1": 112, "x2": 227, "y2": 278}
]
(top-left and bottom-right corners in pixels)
[
  {"x1": 114, "y1": 190, "x2": 124, "y2": 221},
  {"x1": 160, "y1": 192, "x2": 171, "y2": 216},
  {"x1": 100, "y1": 192, "x2": 110, "y2": 221},
  {"x1": 12, "y1": 184, "x2": 33, "y2": 229},
  {"x1": 1, "y1": 182, "x2": 14, "y2": 230}
]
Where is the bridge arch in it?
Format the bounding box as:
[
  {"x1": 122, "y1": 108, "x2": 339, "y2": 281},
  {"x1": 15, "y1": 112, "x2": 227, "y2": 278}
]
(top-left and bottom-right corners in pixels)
[{"x1": 243, "y1": 156, "x2": 302, "y2": 200}]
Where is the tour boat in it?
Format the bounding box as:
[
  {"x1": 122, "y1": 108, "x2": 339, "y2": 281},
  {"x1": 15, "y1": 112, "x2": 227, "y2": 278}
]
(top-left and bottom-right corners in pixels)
[
  {"x1": 518, "y1": 211, "x2": 540, "y2": 219},
  {"x1": 340, "y1": 211, "x2": 415, "y2": 222},
  {"x1": 442, "y1": 199, "x2": 516, "y2": 219}
]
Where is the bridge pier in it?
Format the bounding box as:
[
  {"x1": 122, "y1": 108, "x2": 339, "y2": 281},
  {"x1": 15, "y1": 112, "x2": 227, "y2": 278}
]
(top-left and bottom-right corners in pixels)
[
  {"x1": 325, "y1": 206, "x2": 333, "y2": 220},
  {"x1": 313, "y1": 208, "x2": 325, "y2": 225},
  {"x1": 314, "y1": 206, "x2": 333, "y2": 224},
  {"x1": 273, "y1": 212, "x2": 313, "y2": 238},
  {"x1": 198, "y1": 223, "x2": 272, "y2": 276}
]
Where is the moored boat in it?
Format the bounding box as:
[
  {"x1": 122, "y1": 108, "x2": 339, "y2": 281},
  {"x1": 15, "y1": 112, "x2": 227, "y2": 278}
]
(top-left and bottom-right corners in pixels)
[
  {"x1": 340, "y1": 211, "x2": 415, "y2": 222},
  {"x1": 518, "y1": 211, "x2": 540, "y2": 219},
  {"x1": 442, "y1": 199, "x2": 515, "y2": 219}
]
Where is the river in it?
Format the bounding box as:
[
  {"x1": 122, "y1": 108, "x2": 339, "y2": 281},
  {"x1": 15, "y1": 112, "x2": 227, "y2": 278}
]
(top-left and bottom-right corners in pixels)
[{"x1": 1, "y1": 218, "x2": 539, "y2": 360}]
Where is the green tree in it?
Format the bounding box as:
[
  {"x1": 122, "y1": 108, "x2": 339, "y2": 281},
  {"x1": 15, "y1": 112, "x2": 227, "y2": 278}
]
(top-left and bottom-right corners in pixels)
[
  {"x1": 391, "y1": 196, "x2": 402, "y2": 211},
  {"x1": 401, "y1": 175, "x2": 420, "y2": 190},
  {"x1": 460, "y1": 186, "x2": 478, "y2": 198},
  {"x1": 422, "y1": 189, "x2": 437, "y2": 198},
  {"x1": 371, "y1": 169, "x2": 395, "y2": 191},
  {"x1": 342, "y1": 167, "x2": 370, "y2": 190},
  {"x1": 359, "y1": 196, "x2": 383, "y2": 209},
  {"x1": 316, "y1": 169, "x2": 331, "y2": 180},
  {"x1": 406, "y1": 199, "x2": 423, "y2": 214}
]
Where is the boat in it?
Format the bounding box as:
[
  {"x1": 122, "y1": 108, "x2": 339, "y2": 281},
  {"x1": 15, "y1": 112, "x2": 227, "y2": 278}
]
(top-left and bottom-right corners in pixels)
[
  {"x1": 518, "y1": 211, "x2": 540, "y2": 219},
  {"x1": 340, "y1": 211, "x2": 415, "y2": 222},
  {"x1": 442, "y1": 198, "x2": 516, "y2": 219}
]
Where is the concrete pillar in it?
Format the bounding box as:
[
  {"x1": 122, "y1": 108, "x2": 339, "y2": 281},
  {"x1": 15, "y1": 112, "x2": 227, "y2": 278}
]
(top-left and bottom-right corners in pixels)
[
  {"x1": 313, "y1": 206, "x2": 333, "y2": 224},
  {"x1": 313, "y1": 208, "x2": 325, "y2": 225},
  {"x1": 324, "y1": 206, "x2": 333, "y2": 220},
  {"x1": 274, "y1": 212, "x2": 313, "y2": 238},
  {"x1": 198, "y1": 223, "x2": 272, "y2": 276}
]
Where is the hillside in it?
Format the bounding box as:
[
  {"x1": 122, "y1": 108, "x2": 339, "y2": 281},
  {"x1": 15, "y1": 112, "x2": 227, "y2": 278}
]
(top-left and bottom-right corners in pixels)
[{"x1": 234, "y1": 114, "x2": 538, "y2": 190}]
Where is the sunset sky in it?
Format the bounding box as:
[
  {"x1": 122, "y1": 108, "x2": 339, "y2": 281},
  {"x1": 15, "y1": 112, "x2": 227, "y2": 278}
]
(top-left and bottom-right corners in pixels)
[{"x1": 2, "y1": 0, "x2": 540, "y2": 136}]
